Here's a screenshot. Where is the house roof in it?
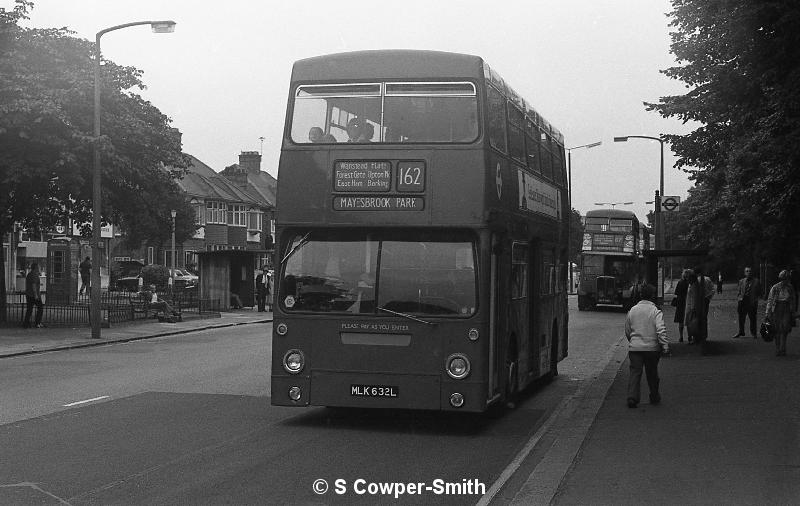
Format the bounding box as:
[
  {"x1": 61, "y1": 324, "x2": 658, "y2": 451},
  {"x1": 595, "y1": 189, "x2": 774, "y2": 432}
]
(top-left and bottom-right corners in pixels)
[
  {"x1": 176, "y1": 154, "x2": 271, "y2": 208},
  {"x1": 224, "y1": 163, "x2": 277, "y2": 207}
]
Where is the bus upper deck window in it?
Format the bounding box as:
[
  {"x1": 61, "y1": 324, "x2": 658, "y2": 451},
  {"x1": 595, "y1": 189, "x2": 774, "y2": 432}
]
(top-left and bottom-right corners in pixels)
[{"x1": 290, "y1": 81, "x2": 479, "y2": 144}]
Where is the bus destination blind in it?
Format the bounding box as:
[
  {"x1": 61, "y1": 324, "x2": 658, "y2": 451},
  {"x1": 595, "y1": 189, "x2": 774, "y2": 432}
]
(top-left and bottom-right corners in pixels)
[
  {"x1": 333, "y1": 196, "x2": 424, "y2": 211},
  {"x1": 334, "y1": 161, "x2": 391, "y2": 192}
]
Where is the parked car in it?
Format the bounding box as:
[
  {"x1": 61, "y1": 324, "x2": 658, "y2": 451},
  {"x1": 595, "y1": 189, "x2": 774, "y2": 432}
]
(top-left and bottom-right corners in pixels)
[
  {"x1": 170, "y1": 268, "x2": 198, "y2": 289},
  {"x1": 113, "y1": 260, "x2": 144, "y2": 292}
]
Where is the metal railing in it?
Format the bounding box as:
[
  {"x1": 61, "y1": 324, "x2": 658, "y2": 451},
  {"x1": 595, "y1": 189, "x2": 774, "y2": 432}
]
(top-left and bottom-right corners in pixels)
[{"x1": 3, "y1": 287, "x2": 220, "y2": 327}]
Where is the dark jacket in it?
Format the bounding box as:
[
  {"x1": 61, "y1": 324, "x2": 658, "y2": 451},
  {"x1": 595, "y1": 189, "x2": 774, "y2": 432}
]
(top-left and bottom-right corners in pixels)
[
  {"x1": 736, "y1": 277, "x2": 761, "y2": 303},
  {"x1": 25, "y1": 270, "x2": 41, "y2": 299}
]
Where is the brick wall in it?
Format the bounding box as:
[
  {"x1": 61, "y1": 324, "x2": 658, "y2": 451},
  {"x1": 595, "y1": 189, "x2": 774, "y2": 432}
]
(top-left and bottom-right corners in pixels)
[{"x1": 204, "y1": 224, "x2": 228, "y2": 248}]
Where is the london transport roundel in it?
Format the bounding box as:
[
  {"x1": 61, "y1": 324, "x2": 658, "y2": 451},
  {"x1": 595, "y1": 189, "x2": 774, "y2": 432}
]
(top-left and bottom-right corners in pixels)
[{"x1": 661, "y1": 196, "x2": 680, "y2": 211}]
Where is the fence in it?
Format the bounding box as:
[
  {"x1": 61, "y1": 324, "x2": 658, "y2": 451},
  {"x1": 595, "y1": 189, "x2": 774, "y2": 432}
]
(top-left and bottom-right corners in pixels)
[{"x1": 2, "y1": 287, "x2": 220, "y2": 327}]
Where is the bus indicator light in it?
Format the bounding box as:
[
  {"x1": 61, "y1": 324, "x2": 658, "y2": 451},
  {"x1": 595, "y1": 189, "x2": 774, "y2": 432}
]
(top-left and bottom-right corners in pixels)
[
  {"x1": 283, "y1": 349, "x2": 305, "y2": 374},
  {"x1": 450, "y1": 392, "x2": 465, "y2": 408},
  {"x1": 288, "y1": 386, "x2": 302, "y2": 401},
  {"x1": 446, "y1": 354, "x2": 471, "y2": 379},
  {"x1": 468, "y1": 328, "x2": 479, "y2": 341},
  {"x1": 276, "y1": 323, "x2": 288, "y2": 336}
]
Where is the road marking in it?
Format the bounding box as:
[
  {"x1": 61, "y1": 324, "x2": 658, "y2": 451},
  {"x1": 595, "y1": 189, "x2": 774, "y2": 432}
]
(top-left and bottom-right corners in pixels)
[{"x1": 63, "y1": 395, "x2": 110, "y2": 407}]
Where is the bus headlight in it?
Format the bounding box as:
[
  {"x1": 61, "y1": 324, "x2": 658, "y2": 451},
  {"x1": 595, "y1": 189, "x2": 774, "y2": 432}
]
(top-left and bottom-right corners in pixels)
[
  {"x1": 446, "y1": 353, "x2": 471, "y2": 379},
  {"x1": 450, "y1": 392, "x2": 465, "y2": 408},
  {"x1": 288, "y1": 386, "x2": 302, "y2": 401},
  {"x1": 283, "y1": 349, "x2": 305, "y2": 374}
]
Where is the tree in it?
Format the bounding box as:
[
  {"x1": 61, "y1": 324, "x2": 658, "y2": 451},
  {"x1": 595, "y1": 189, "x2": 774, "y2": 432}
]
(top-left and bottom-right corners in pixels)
[
  {"x1": 647, "y1": 0, "x2": 800, "y2": 267},
  {"x1": 1, "y1": 1, "x2": 194, "y2": 321}
]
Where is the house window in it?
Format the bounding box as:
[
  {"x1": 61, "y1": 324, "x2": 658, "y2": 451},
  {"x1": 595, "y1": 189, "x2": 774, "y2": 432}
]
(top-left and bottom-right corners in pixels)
[
  {"x1": 206, "y1": 201, "x2": 227, "y2": 224},
  {"x1": 147, "y1": 246, "x2": 154, "y2": 265},
  {"x1": 248, "y1": 210, "x2": 263, "y2": 231},
  {"x1": 229, "y1": 204, "x2": 247, "y2": 227},
  {"x1": 194, "y1": 205, "x2": 205, "y2": 225}
]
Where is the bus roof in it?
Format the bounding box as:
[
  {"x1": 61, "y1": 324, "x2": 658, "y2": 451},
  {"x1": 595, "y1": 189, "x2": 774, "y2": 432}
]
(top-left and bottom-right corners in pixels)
[
  {"x1": 585, "y1": 209, "x2": 639, "y2": 220},
  {"x1": 291, "y1": 50, "x2": 485, "y2": 82}
]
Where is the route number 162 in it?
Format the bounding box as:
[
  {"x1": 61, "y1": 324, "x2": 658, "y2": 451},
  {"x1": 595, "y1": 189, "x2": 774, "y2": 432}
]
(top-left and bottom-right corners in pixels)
[{"x1": 397, "y1": 162, "x2": 425, "y2": 192}]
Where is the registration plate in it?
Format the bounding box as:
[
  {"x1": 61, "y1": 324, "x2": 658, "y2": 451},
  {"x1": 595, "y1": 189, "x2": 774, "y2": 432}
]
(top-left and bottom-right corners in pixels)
[{"x1": 350, "y1": 384, "x2": 399, "y2": 398}]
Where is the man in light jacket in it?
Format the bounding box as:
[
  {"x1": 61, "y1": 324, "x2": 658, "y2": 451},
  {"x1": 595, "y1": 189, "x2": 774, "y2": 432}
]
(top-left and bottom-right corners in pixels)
[{"x1": 625, "y1": 283, "x2": 670, "y2": 408}]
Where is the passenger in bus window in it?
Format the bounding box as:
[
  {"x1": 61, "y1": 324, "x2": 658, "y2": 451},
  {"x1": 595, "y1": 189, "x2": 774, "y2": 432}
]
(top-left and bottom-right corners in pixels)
[
  {"x1": 346, "y1": 118, "x2": 373, "y2": 142},
  {"x1": 346, "y1": 118, "x2": 363, "y2": 142},
  {"x1": 308, "y1": 126, "x2": 336, "y2": 143},
  {"x1": 359, "y1": 122, "x2": 374, "y2": 142}
]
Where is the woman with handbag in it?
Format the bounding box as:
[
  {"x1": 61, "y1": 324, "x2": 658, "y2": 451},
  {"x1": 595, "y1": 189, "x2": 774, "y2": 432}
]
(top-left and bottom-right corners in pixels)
[
  {"x1": 765, "y1": 270, "x2": 797, "y2": 356},
  {"x1": 672, "y1": 269, "x2": 690, "y2": 342}
]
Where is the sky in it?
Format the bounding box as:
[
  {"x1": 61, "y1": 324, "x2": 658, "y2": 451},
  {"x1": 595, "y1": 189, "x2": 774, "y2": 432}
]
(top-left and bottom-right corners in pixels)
[{"x1": 11, "y1": 0, "x2": 695, "y2": 223}]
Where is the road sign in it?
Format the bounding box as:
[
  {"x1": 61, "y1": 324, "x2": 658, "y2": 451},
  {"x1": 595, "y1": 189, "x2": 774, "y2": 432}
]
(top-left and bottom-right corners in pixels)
[{"x1": 660, "y1": 195, "x2": 681, "y2": 212}]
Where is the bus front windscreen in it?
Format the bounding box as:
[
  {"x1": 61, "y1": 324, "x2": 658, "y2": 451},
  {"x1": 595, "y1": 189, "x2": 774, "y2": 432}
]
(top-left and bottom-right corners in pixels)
[
  {"x1": 290, "y1": 82, "x2": 479, "y2": 144},
  {"x1": 280, "y1": 232, "x2": 477, "y2": 316}
]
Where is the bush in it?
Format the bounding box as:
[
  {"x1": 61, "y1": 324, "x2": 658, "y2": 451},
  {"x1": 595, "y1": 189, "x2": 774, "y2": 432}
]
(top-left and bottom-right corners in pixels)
[{"x1": 141, "y1": 264, "x2": 170, "y2": 289}]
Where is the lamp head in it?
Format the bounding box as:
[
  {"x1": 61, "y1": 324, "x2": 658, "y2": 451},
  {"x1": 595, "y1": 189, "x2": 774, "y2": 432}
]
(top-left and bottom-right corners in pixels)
[
  {"x1": 170, "y1": 209, "x2": 177, "y2": 219},
  {"x1": 151, "y1": 21, "x2": 176, "y2": 33},
  {"x1": 613, "y1": 136, "x2": 628, "y2": 142}
]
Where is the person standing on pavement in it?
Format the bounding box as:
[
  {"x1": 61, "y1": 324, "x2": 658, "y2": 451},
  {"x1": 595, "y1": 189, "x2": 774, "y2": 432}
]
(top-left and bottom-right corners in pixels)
[
  {"x1": 255, "y1": 268, "x2": 268, "y2": 312},
  {"x1": 672, "y1": 269, "x2": 690, "y2": 342},
  {"x1": 625, "y1": 283, "x2": 670, "y2": 408},
  {"x1": 23, "y1": 263, "x2": 44, "y2": 328},
  {"x1": 684, "y1": 269, "x2": 709, "y2": 350},
  {"x1": 765, "y1": 270, "x2": 797, "y2": 357},
  {"x1": 79, "y1": 256, "x2": 91, "y2": 295},
  {"x1": 733, "y1": 267, "x2": 761, "y2": 339},
  {"x1": 695, "y1": 266, "x2": 715, "y2": 318}
]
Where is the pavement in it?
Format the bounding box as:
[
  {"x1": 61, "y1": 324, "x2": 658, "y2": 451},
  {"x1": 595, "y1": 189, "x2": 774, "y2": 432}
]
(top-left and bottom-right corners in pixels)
[
  {"x1": 0, "y1": 308, "x2": 272, "y2": 358},
  {"x1": 510, "y1": 283, "x2": 800, "y2": 505}
]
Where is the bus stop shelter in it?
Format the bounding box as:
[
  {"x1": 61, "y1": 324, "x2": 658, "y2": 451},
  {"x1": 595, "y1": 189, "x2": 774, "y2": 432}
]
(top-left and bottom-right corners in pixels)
[{"x1": 198, "y1": 250, "x2": 266, "y2": 310}]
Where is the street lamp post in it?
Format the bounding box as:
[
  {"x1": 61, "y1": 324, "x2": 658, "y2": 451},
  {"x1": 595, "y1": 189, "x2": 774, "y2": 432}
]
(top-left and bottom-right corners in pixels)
[
  {"x1": 567, "y1": 141, "x2": 602, "y2": 294},
  {"x1": 170, "y1": 209, "x2": 176, "y2": 296},
  {"x1": 594, "y1": 202, "x2": 634, "y2": 209},
  {"x1": 613, "y1": 135, "x2": 666, "y2": 302},
  {"x1": 91, "y1": 20, "x2": 176, "y2": 339}
]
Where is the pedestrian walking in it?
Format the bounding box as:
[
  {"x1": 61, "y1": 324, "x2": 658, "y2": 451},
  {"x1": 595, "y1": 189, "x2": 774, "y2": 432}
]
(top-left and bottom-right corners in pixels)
[
  {"x1": 255, "y1": 268, "x2": 268, "y2": 312},
  {"x1": 672, "y1": 269, "x2": 689, "y2": 342},
  {"x1": 716, "y1": 271, "x2": 723, "y2": 294},
  {"x1": 625, "y1": 283, "x2": 670, "y2": 408},
  {"x1": 733, "y1": 266, "x2": 761, "y2": 339},
  {"x1": 79, "y1": 256, "x2": 91, "y2": 295},
  {"x1": 23, "y1": 263, "x2": 43, "y2": 328},
  {"x1": 765, "y1": 270, "x2": 797, "y2": 357}
]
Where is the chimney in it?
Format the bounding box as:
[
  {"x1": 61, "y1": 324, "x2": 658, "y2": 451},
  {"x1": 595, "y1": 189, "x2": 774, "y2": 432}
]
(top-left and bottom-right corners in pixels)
[{"x1": 239, "y1": 151, "x2": 261, "y2": 174}]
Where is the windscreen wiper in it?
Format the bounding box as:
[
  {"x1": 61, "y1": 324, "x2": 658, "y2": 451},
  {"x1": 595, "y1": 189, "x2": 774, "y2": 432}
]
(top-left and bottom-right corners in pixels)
[
  {"x1": 280, "y1": 232, "x2": 311, "y2": 265},
  {"x1": 378, "y1": 306, "x2": 436, "y2": 326}
]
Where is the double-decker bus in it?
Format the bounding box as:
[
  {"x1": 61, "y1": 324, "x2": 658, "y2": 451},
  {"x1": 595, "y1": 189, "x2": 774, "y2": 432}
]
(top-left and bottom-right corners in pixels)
[
  {"x1": 271, "y1": 50, "x2": 569, "y2": 412},
  {"x1": 577, "y1": 209, "x2": 650, "y2": 311}
]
